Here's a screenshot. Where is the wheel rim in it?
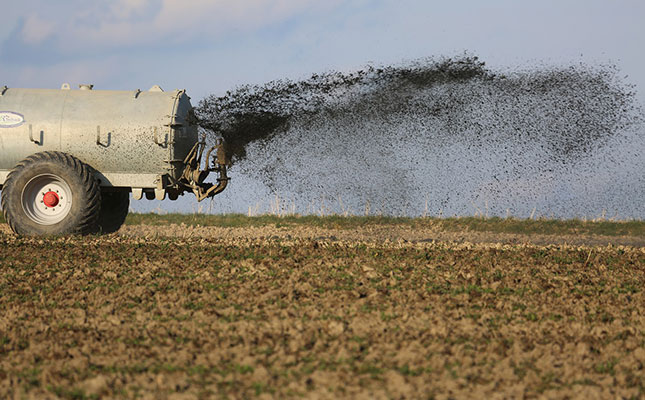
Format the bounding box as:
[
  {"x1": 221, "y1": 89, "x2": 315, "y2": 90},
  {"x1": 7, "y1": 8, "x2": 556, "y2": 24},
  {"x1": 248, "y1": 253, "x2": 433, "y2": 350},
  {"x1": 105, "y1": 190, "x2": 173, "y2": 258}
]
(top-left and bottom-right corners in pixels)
[{"x1": 21, "y1": 174, "x2": 73, "y2": 225}]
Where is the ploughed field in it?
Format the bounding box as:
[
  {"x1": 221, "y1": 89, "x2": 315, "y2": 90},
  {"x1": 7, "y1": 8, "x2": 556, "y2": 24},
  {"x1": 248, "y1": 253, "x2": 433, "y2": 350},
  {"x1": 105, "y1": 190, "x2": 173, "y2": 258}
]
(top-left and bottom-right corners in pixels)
[{"x1": 1, "y1": 215, "x2": 644, "y2": 399}]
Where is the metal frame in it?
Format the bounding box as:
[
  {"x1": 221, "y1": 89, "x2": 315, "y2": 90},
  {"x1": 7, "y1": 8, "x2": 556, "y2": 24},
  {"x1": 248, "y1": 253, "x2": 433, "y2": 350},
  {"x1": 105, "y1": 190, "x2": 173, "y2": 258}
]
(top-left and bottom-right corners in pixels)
[{"x1": 93, "y1": 172, "x2": 160, "y2": 188}]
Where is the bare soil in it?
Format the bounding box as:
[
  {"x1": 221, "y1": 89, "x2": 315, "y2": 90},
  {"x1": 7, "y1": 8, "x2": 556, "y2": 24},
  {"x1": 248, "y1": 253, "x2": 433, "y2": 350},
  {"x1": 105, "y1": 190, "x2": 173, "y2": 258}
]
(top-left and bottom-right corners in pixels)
[
  {"x1": 117, "y1": 222, "x2": 645, "y2": 247},
  {"x1": 0, "y1": 222, "x2": 643, "y2": 399}
]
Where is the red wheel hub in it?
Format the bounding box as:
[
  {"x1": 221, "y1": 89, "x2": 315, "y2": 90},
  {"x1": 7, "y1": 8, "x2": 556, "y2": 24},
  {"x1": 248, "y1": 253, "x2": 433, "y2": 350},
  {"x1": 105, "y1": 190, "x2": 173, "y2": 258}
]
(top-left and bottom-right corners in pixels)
[{"x1": 43, "y1": 191, "x2": 60, "y2": 208}]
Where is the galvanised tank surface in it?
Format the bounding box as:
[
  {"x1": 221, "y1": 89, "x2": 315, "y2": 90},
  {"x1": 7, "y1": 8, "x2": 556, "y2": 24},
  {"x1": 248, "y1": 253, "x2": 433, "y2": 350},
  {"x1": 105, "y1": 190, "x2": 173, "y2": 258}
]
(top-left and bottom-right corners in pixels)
[{"x1": 0, "y1": 85, "x2": 197, "y2": 189}]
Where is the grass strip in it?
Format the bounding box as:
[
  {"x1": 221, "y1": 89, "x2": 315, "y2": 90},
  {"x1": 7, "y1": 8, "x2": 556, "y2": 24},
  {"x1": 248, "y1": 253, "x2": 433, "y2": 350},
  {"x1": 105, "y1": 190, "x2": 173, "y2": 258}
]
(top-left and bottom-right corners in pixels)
[{"x1": 124, "y1": 213, "x2": 645, "y2": 237}]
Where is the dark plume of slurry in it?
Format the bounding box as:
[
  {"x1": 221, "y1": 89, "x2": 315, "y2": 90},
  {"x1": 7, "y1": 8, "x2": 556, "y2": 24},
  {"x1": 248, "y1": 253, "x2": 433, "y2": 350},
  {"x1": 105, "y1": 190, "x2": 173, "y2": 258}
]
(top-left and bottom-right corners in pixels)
[
  {"x1": 196, "y1": 56, "x2": 643, "y2": 217},
  {"x1": 196, "y1": 57, "x2": 489, "y2": 161}
]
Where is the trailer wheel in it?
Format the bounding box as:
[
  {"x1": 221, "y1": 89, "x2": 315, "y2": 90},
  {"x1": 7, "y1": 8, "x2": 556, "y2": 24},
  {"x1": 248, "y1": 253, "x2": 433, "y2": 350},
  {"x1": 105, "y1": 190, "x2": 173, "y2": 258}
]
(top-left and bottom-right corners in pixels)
[
  {"x1": 1, "y1": 152, "x2": 101, "y2": 235},
  {"x1": 95, "y1": 191, "x2": 130, "y2": 233}
]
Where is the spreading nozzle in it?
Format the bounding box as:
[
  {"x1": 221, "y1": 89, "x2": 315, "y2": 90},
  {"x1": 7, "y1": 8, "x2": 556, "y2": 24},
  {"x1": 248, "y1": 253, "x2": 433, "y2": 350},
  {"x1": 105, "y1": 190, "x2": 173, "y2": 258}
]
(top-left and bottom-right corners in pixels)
[{"x1": 180, "y1": 137, "x2": 230, "y2": 201}]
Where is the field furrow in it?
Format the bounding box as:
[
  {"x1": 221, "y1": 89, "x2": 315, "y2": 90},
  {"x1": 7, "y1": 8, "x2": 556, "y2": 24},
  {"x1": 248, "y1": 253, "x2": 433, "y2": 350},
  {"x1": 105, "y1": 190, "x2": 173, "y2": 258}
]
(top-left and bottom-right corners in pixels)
[{"x1": 0, "y1": 218, "x2": 644, "y2": 398}]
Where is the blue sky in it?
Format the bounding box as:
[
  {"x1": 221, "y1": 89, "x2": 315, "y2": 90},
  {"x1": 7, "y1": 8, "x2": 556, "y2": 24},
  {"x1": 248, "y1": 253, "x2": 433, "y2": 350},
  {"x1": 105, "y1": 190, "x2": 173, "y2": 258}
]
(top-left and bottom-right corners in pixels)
[
  {"x1": 2, "y1": 0, "x2": 644, "y2": 216},
  {"x1": 2, "y1": 0, "x2": 644, "y2": 101}
]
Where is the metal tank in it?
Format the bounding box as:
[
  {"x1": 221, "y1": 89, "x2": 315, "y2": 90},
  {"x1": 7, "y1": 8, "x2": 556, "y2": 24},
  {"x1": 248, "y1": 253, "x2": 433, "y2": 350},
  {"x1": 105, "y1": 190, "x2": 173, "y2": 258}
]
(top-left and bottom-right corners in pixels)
[{"x1": 0, "y1": 84, "x2": 228, "y2": 235}]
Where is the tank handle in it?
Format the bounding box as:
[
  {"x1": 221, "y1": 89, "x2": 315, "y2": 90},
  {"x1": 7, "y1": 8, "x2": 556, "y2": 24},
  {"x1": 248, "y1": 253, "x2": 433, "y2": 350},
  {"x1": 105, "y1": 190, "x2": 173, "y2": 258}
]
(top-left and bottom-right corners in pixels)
[
  {"x1": 1, "y1": 86, "x2": 7, "y2": 95},
  {"x1": 96, "y1": 125, "x2": 111, "y2": 147},
  {"x1": 29, "y1": 125, "x2": 42, "y2": 145},
  {"x1": 153, "y1": 126, "x2": 166, "y2": 146}
]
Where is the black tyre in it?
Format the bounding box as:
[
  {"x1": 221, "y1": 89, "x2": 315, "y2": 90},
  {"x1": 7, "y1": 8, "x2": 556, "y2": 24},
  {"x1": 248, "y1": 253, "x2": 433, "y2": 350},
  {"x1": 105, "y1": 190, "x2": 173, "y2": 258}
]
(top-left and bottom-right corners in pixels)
[
  {"x1": 1, "y1": 152, "x2": 101, "y2": 235},
  {"x1": 95, "y1": 191, "x2": 129, "y2": 233}
]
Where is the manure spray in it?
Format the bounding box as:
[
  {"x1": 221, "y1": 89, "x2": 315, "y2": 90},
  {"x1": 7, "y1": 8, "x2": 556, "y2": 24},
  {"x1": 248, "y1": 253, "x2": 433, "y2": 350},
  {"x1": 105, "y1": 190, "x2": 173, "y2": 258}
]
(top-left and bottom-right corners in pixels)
[{"x1": 196, "y1": 56, "x2": 644, "y2": 218}]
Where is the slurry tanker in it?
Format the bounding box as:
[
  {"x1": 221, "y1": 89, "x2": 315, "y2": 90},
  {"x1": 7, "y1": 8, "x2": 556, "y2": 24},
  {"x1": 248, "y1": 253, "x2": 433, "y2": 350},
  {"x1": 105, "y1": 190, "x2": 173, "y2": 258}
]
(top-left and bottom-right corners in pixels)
[{"x1": 0, "y1": 84, "x2": 229, "y2": 235}]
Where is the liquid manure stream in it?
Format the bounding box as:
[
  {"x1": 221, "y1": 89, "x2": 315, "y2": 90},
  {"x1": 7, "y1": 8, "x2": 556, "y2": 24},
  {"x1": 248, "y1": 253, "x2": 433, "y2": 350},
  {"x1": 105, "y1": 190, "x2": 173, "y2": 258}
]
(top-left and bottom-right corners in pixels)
[{"x1": 196, "y1": 56, "x2": 644, "y2": 218}]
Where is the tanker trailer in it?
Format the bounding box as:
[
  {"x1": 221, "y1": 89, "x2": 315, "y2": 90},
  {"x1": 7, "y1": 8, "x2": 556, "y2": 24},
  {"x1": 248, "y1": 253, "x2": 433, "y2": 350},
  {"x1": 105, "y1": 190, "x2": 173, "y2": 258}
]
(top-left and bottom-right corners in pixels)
[{"x1": 0, "y1": 84, "x2": 229, "y2": 235}]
